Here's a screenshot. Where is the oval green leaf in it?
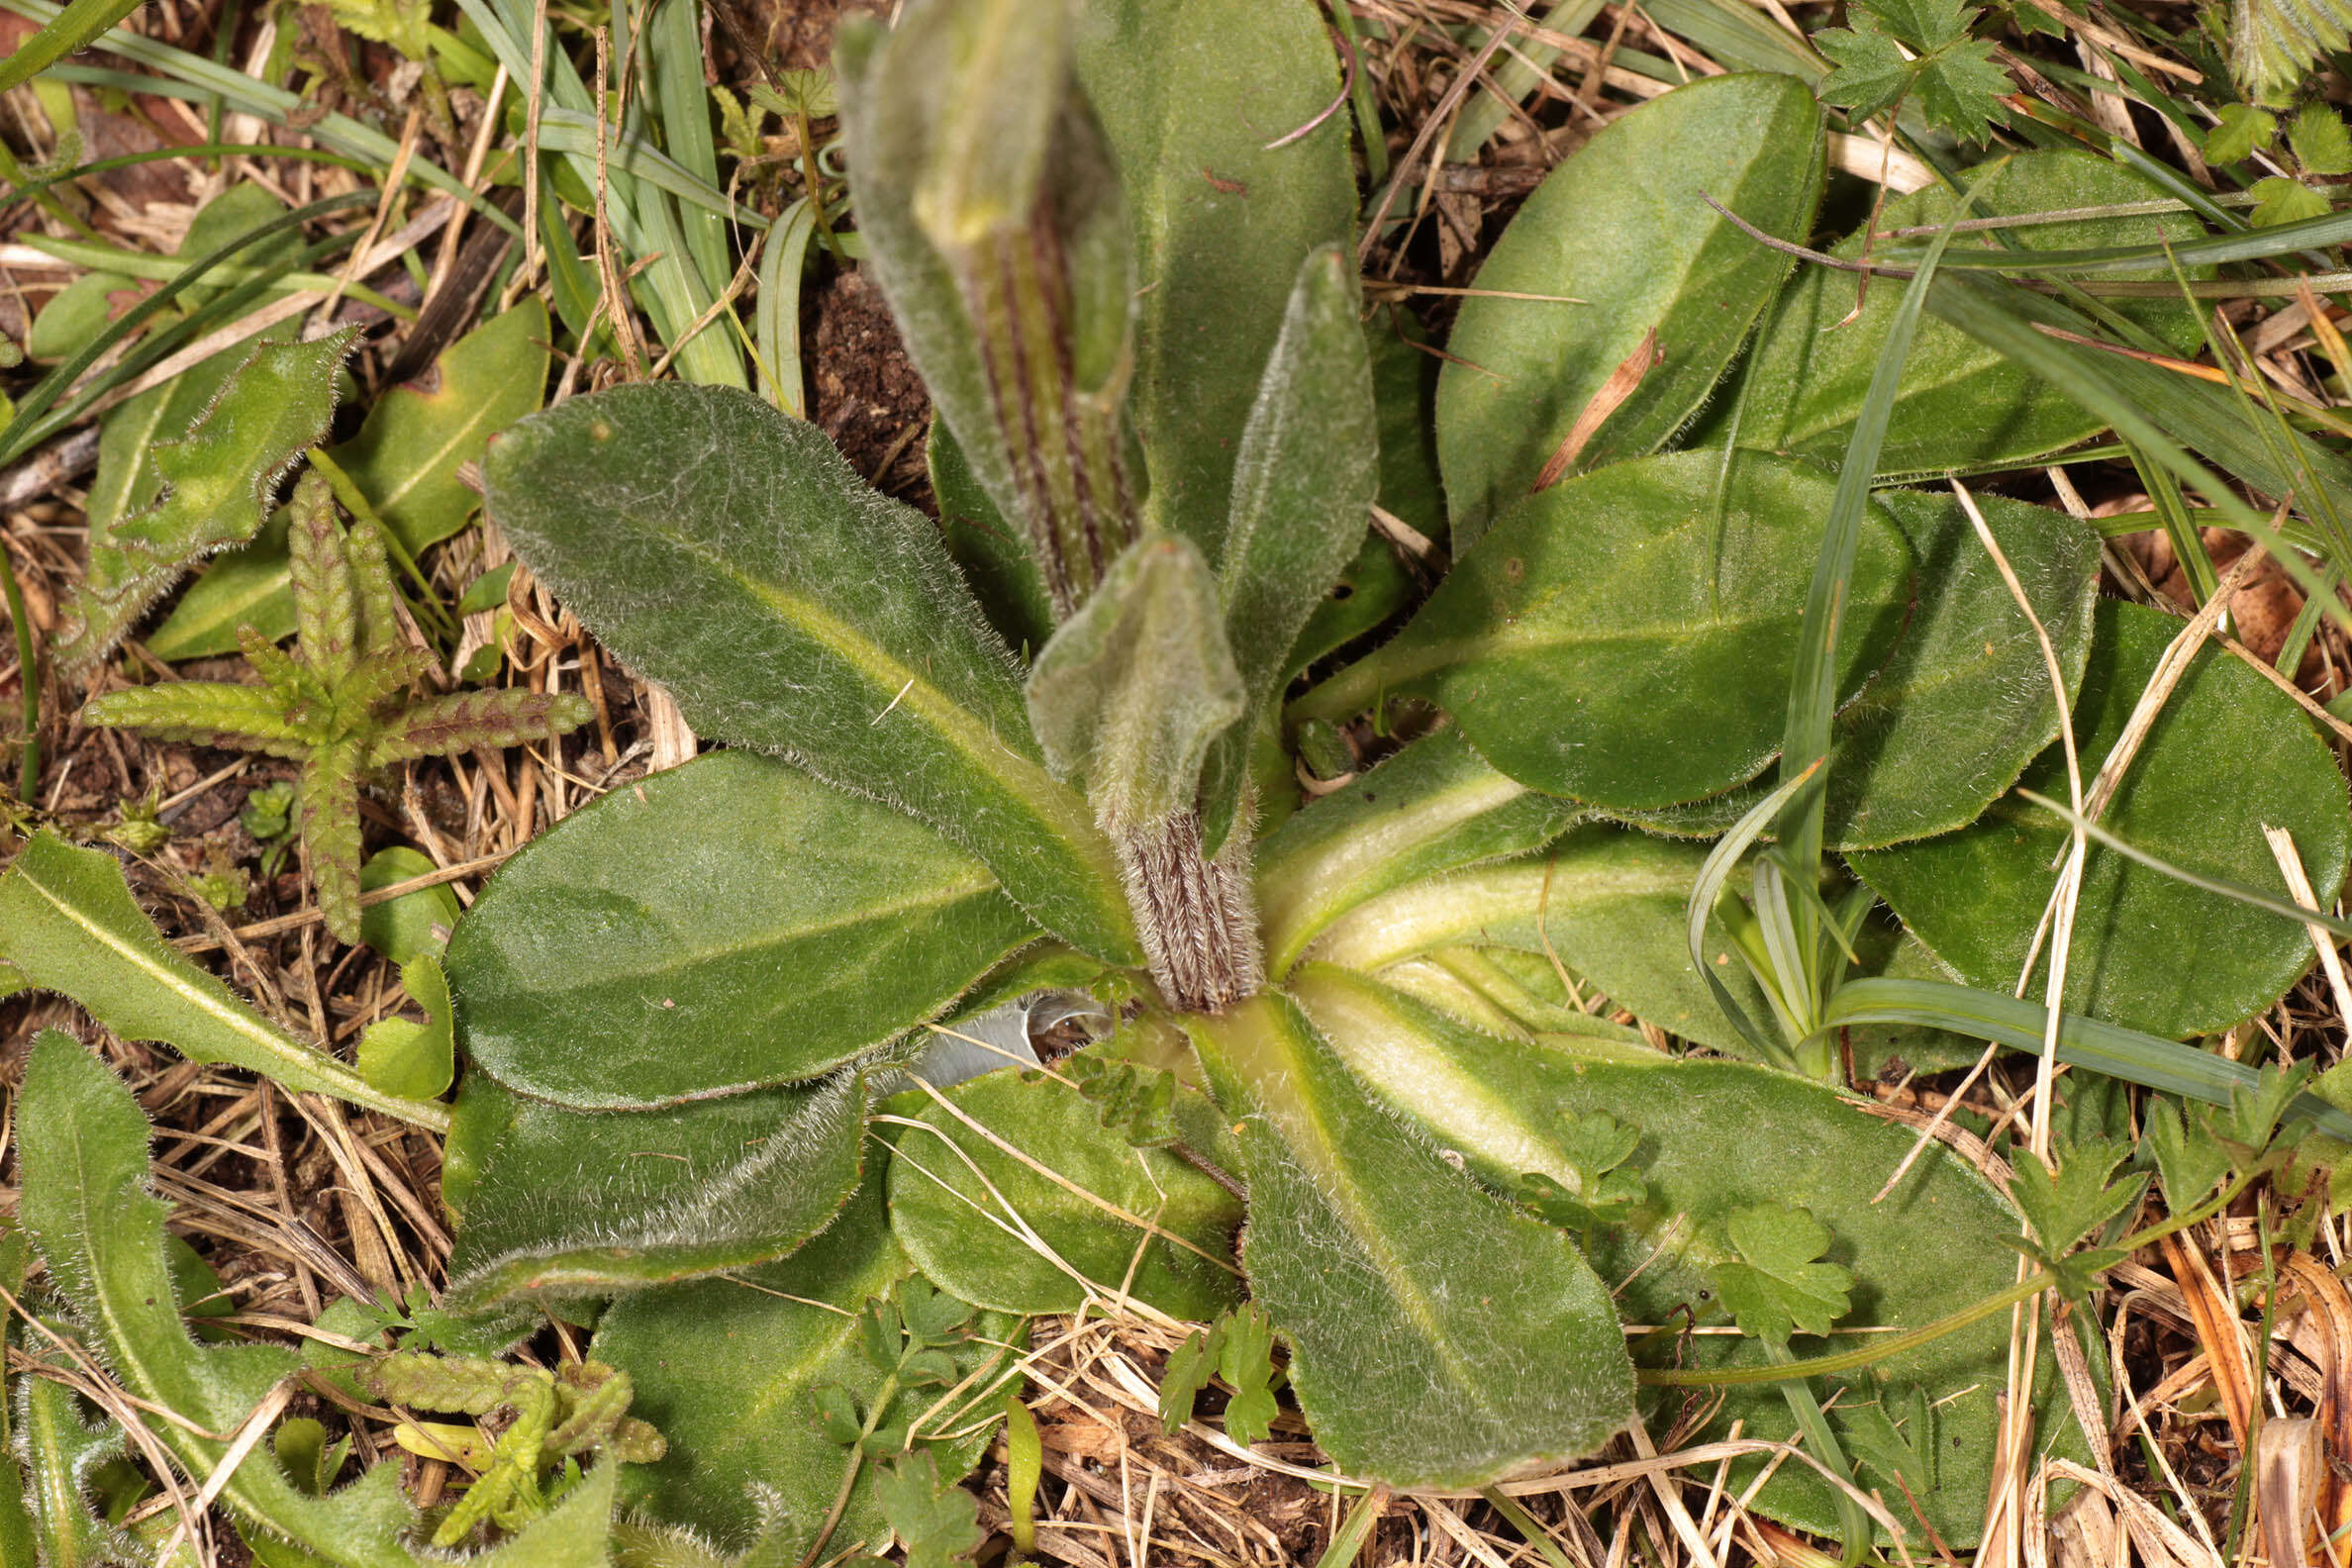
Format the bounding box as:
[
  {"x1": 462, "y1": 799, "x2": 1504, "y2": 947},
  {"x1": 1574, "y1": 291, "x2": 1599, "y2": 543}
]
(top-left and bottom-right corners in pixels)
[
  {"x1": 882, "y1": 1045, "x2": 1243, "y2": 1320},
  {"x1": 1852, "y1": 598, "x2": 2352, "y2": 1036},
  {"x1": 1436, "y1": 73, "x2": 1825, "y2": 546},
  {"x1": 481, "y1": 381, "x2": 1139, "y2": 963},
  {"x1": 1292, "y1": 965, "x2": 2076, "y2": 1547},
  {"x1": 446, "y1": 751, "x2": 1037, "y2": 1109},
  {"x1": 1618, "y1": 488, "x2": 2103, "y2": 848},
  {"x1": 332, "y1": 299, "x2": 550, "y2": 552},
  {"x1": 1741, "y1": 149, "x2": 2207, "y2": 477},
  {"x1": 1295, "y1": 452, "x2": 1913, "y2": 811},
  {"x1": 592, "y1": 1178, "x2": 1014, "y2": 1546}
]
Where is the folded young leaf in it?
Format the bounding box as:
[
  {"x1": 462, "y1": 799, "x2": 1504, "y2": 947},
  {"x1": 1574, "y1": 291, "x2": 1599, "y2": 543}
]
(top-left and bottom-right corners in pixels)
[
  {"x1": 482, "y1": 382, "x2": 1140, "y2": 964},
  {"x1": 1027, "y1": 535, "x2": 1243, "y2": 831},
  {"x1": 0, "y1": 833, "x2": 449, "y2": 1128},
  {"x1": 1853, "y1": 599, "x2": 2352, "y2": 1036},
  {"x1": 838, "y1": 0, "x2": 1137, "y2": 617},
  {"x1": 1185, "y1": 993, "x2": 1634, "y2": 1488},
  {"x1": 1436, "y1": 74, "x2": 1824, "y2": 547},
  {"x1": 1196, "y1": 245, "x2": 1380, "y2": 848},
  {"x1": 358, "y1": 955, "x2": 454, "y2": 1102},
  {"x1": 881, "y1": 1041, "x2": 1244, "y2": 1320},
  {"x1": 15, "y1": 1031, "x2": 427, "y2": 1568},
  {"x1": 442, "y1": 1066, "x2": 868, "y2": 1312},
  {"x1": 592, "y1": 1180, "x2": 1013, "y2": 1547},
  {"x1": 329, "y1": 300, "x2": 550, "y2": 553},
  {"x1": 1253, "y1": 728, "x2": 1584, "y2": 977},
  {"x1": 1071, "y1": 0, "x2": 1357, "y2": 566},
  {"x1": 448, "y1": 751, "x2": 1036, "y2": 1108},
  {"x1": 1293, "y1": 453, "x2": 1912, "y2": 811},
  {"x1": 1287, "y1": 966, "x2": 2076, "y2": 1546},
  {"x1": 57, "y1": 330, "x2": 355, "y2": 670}
]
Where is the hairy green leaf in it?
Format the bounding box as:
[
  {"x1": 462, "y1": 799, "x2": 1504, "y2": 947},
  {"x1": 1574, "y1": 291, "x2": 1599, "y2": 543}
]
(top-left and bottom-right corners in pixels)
[
  {"x1": 592, "y1": 1180, "x2": 1013, "y2": 1546},
  {"x1": 1853, "y1": 599, "x2": 2352, "y2": 1037},
  {"x1": 448, "y1": 751, "x2": 1034, "y2": 1108},
  {"x1": 1294, "y1": 453, "x2": 1911, "y2": 810},
  {"x1": 1185, "y1": 993, "x2": 1633, "y2": 1488},
  {"x1": 0, "y1": 833, "x2": 449, "y2": 1128},
  {"x1": 881, "y1": 1041, "x2": 1243, "y2": 1320},
  {"x1": 16, "y1": 1031, "x2": 426, "y2": 1568},
  {"x1": 481, "y1": 382, "x2": 1139, "y2": 963},
  {"x1": 59, "y1": 331, "x2": 351, "y2": 669},
  {"x1": 441, "y1": 1065, "x2": 868, "y2": 1311},
  {"x1": 1289, "y1": 967, "x2": 2073, "y2": 1545},
  {"x1": 1435, "y1": 74, "x2": 1823, "y2": 545}
]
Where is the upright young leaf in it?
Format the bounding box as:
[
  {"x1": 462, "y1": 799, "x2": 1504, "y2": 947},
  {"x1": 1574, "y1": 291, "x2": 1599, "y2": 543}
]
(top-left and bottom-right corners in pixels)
[
  {"x1": 837, "y1": 0, "x2": 1137, "y2": 616},
  {"x1": 329, "y1": 300, "x2": 550, "y2": 553},
  {"x1": 15, "y1": 1032, "x2": 425, "y2": 1568},
  {"x1": 482, "y1": 382, "x2": 1140, "y2": 964},
  {"x1": 1026, "y1": 536, "x2": 1243, "y2": 832},
  {"x1": 1071, "y1": 0, "x2": 1356, "y2": 565},
  {"x1": 1435, "y1": 74, "x2": 1824, "y2": 547},
  {"x1": 1185, "y1": 994, "x2": 1634, "y2": 1488},
  {"x1": 0, "y1": 833, "x2": 450, "y2": 1127},
  {"x1": 57, "y1": 330, "x2": 355, "y2": 669},
  {"x1": 1197, "y1": 245, "x2": 1380, "y2": 845},
  {"x1": 449, "y1": 751, "x2": 1035, "y2": 1108}
]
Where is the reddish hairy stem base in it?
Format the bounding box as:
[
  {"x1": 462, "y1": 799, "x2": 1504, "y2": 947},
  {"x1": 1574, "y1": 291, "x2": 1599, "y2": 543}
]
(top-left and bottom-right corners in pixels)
[{"x1": 1117, "y1": 811, "x2": 1263, "y2": 1015}]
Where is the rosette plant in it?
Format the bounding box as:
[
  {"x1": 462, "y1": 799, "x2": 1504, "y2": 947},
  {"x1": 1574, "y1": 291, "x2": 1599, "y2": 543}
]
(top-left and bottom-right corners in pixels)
[{"x1": 439, "y1": 0, "x2": 2352, "y2": 1557}]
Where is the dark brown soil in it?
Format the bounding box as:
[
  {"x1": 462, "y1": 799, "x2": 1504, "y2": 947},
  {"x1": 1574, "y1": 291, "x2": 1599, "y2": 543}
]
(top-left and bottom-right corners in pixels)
[{"x1": 807, "y1": 263, "x2": 933, "y2": 503}]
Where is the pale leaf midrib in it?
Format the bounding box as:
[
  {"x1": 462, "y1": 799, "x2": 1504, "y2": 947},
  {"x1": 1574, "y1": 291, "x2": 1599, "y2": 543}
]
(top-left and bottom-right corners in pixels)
[{"x1": 21, "y1": 859, "x2": 447, "y2": 1132}]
